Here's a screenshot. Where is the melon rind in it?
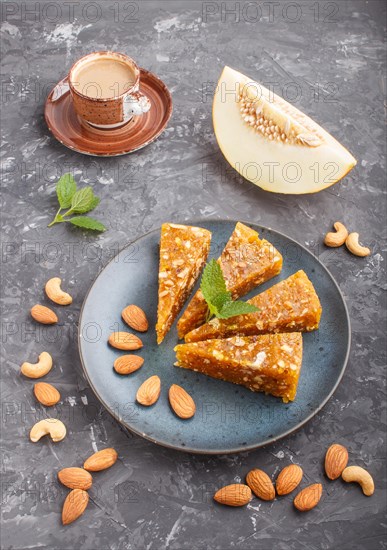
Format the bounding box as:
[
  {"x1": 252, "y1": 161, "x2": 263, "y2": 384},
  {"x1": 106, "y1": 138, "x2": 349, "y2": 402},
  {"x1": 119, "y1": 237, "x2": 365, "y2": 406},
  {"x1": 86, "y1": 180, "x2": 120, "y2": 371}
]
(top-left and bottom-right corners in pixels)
[{"x1": 213, "y1": 66, "x2": 356, "y2": 194}]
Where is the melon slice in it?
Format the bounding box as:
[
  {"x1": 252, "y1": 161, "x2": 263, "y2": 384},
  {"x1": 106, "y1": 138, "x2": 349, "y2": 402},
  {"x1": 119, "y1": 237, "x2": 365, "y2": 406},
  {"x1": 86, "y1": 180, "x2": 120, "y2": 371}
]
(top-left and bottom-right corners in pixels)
[{"x1": 213, "y1": 66, "x2": 356, "y2": 194}]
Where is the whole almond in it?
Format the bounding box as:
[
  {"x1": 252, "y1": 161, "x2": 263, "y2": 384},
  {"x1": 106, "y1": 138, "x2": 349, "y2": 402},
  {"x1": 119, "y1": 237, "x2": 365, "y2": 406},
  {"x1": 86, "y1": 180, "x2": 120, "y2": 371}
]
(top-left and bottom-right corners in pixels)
[
  {"x1": 246, "y1": 469, "x2": 275, "y2": 501},
  {"x1": 31, "y1": 304, "x2": 58, "y2": 324},
  {"x1": 169, "y1": 384, "x2": 196, "y2": 419},
  {"x1": 62, "y1": 489, "x2": 89, "y2": 525},
  {"x1": 122, "y1": 305, "x2": 149, "y2": 332},
  {"x1": 58, "y1": 467, "x2": 93, "y2": 490},
  {"x1": 214, "y1": 484, "x2": 252, "y2": 507},
  {"x1": 108, "y1": 332, "x2": 143, "y2": 351},
  {"x1": 33, "y1": 382, "x2": 61, "y2": 406},
  {"x1": 83, "y1": 448, "x2": 118, "y2": 472},
  {"x1": 294, "y1": 483, "x2": 322, "y2": 512},
  {"x1": 325, "y1": 443, "x2": 349, "y2": 480},
  {"x1": 114, "y1": 355, "x2": 144, "y2": 375},
  {"x1": 276, "y1": 464, "x2": 303, "y2": 495},
  {"x1": 136, "y1": 375, "x2": 161, "y2": 406}
]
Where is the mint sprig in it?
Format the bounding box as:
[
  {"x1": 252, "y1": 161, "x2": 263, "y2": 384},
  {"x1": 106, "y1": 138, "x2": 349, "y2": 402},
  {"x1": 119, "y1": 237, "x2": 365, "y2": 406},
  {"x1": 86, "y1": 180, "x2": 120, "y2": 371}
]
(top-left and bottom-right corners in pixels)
[
  {"x1": 200, "y1": 259, "x2": 259, "y2": 321},
  {"x1": 48, "y1": 173, "x2": 106, "y2": 231}
]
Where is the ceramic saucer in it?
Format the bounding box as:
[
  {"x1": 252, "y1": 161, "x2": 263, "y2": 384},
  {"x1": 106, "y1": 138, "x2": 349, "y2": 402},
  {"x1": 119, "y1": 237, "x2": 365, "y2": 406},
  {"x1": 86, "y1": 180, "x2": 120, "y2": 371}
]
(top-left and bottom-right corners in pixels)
[{"x1": 44, "y1": 69, "x2": 173, "y2": 156}]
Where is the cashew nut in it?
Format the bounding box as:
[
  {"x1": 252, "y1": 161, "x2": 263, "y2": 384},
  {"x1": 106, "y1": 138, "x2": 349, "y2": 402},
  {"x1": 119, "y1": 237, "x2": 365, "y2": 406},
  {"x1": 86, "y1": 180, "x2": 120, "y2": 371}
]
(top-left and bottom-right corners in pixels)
[
  {"x1": 21, "y1": 351, "x2": 53, "y2": 379},
  {"x1": 45, "y1": 277, "x2": 72, "y2": 305},
  {"x1": 30, "y1": 418, "x2": 67, "y2": 442},
  {"x1": 342, "y1": 466, "x2": 374, "y2": 496},
  {"x1": 345, "y1": 233, "x2": 371, "y2": 257},
  {"x1": 324, "y1": 222, "x2": 348, "y2": 247}
]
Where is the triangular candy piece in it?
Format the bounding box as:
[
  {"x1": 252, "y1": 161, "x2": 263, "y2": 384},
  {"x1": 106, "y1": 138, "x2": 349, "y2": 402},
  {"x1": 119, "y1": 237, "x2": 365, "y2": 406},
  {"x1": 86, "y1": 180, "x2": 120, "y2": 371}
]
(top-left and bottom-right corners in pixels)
[
  {"x1": 156, "y1": 223, "x2": 211, "y2": 344},
  {"x1": 175, "y1": 333, "x2": 303, "y2": 403},
  {"x1": 177, "y1": 222, "x2": 282, "y2": 339},
  {"x1": 185, "y1": 270, "x2": 321, "y2": 342}
]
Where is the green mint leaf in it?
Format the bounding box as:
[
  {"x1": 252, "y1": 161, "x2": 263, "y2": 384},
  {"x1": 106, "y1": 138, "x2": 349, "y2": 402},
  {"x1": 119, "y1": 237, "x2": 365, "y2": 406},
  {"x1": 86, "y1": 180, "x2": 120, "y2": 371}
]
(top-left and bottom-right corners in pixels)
[
  {"x1": 217, "y1": 301, "x2": 259, "y2": 319},
  {"x1": 69, "y1": 187, "x2": 95, "y2": 214},
  {"x1": 200, "y1": 259, "x2": 259, "y2": 321},
  {"x1": 69, "y1": 216, "x2": 106, "y2": 232},
  {"x1": 211, "y1": 293, "x2": 231, "y2": 312},
  {"x1": 200, "y1": 259, "x2": 230, "y2": 305},
  {"x1": 88, "y1": 196, "x2": 100, "y2": 211},
  {"x1": 56, "y1": 173, "x2": 77, "y2": 208}
]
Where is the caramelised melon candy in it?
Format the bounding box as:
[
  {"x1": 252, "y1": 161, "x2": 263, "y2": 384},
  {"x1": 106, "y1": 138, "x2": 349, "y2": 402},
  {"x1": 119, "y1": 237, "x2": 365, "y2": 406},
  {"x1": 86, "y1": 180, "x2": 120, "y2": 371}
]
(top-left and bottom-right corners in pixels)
[
  {"x1": 185, "y1": 270, "x2": 322, "y2": 342},
  {"x1": 213, "y1": 66, "x2": 357, "y2": 194},
  {"x1": 175, "y1": 332, "x2": 303, "y2": 403},
  {"x1": 177, "y1": 222, "x2": 283, "y2": 339},
  {"x1": 156, "y1": 223, "x2": 211, "y2": 344}
]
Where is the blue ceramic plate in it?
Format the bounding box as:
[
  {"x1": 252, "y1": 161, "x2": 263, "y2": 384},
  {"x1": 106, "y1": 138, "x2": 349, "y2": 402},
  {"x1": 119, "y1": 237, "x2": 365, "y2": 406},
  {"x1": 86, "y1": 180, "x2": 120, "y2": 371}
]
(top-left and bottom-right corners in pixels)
[{"x1": 79, "y1": 220, "x2": 350, "y2": 454}]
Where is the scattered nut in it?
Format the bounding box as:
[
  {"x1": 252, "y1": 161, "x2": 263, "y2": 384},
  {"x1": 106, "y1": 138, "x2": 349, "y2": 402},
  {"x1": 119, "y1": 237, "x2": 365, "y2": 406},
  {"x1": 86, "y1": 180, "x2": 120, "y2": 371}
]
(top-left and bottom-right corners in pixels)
[
  {"x1": 246, "y1": 468, "x2": 275, "y2": 501},
  {"x1": 325, "y1": 443, "x2": 348, "y2": 480},
  {"x1": 108, "y1": 332, "x2": 143, "y2": 351},
  {"x1": 58, "y1": 467, "x2": 93, "y2": 490},
  {"x1": 83, "y1": 448, "x2": 118, "y2": 471},
  {"x1": 345, "y1": 232, "x2": 371, "y2": 257},
  {"x1": 45, "y1": 277, "x2": 73, "y2": 305},
  {"x1": 136, "y1": 375, "x2": 161, "y2": 406},
  {"x1": 114, "y1": 355, "x2": 144, "y2": 375},
  {"x1": 122, "y1": 305, "x2": 149, "y2": 332},
  {"x1": 276, "y1": 464, "x2": 303, "y2": 495},
  {"x1": 62, "y1": 489, "x2": 89, "y2": 525},
  {"x1": 214, "y1": 484, "x2": 252, "y2": 507},
  {"x1": 168, "y1": 384, "x2": 196, "y2": 419},
  {"x1": 324, "y1": 221, "x2": 348, "y2": 247},
  {"x1": 31, "y1": 304, "x2": 58, "y2": 324},
  {"x1": 30, "y1": 418, "x2": 66, "y2": 442},
  {"x1": 341, "y1": 465, "x2": 374, "y2": 496},
  {"x1": 34, "y1": 382, "x2": 61, "y2": 406},
  {"x1": 21, "y1": 351, "x2": 53, "y2": 379},
  {"x1": 293, "y1": 483, "x2": 322, "y2": 512}
]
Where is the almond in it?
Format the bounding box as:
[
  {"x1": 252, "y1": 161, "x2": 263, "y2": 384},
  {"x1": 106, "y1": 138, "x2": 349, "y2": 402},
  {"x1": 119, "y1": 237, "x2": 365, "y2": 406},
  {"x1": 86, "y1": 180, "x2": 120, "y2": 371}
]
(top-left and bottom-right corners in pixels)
[
  {"x1": 108, "y1": 332, "x2": 143, "y2": 351},
  {"x1": 83, "y1": 448, "x2": 118, "y2": 472},
  {"x1": 293, "y1": 483, "x2": 322, "y2": 512},
  {"x1": 246, "y1": 469, "x2": 275, "y2": 501},
  {"x1": 58, "y1": 467, "x2": 93, "y2": 490},
  {"x1": 136, "y1": 375, "x2": 161, "y2": 406},
  {"x1": 33, "y1": 382, "x2": 61, "y2": 406},
  {"x1": 122, "y1": 305, "x2": 149, "y2": 332},
  {"x1": 214, "y1": 484, "x2": 252, "y2": 507},
  {"x1": 325, "y1": 443, "x2": 349, "y2": 480},
  {"x1": 62, "y1": 489, "x2": 89, "y2": 525},
  {"x1": 30, "y1": 304, "x2": 58, "y2": 324},
  {"x1": 276, "y1": 464, "x2": 303, "y2": 495},
  {"x1": 168, "y1": 384, "x2": 196, "y2": 419},
  {"x1": 114, "y1": 355, "x2": 144, "y2": 375}
]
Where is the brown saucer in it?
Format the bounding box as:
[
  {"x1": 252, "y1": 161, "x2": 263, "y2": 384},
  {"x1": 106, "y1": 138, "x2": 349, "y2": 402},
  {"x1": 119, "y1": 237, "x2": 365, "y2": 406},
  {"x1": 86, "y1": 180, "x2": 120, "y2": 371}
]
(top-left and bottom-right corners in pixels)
[{"x1": 44, "y1": 69, "x2": 172, "y2": 156}]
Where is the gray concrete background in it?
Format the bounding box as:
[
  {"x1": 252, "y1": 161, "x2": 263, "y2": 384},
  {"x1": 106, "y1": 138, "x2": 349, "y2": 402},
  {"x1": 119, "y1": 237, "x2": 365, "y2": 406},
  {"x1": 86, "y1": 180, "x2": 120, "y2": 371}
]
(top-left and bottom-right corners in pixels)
[{"x1": 1, "y1": 1, "x2": 386, "y2": 548}]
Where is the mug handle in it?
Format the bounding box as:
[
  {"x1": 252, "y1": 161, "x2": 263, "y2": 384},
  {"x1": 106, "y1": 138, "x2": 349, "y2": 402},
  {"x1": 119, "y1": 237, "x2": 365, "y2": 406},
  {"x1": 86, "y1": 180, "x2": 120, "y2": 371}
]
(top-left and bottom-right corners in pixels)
[
  {"x1": 51, "y1": 77, "x2": 70, "y2": 102},
  {"x1": 124, "y1": 91, "x2": 151, "y2": 116}
]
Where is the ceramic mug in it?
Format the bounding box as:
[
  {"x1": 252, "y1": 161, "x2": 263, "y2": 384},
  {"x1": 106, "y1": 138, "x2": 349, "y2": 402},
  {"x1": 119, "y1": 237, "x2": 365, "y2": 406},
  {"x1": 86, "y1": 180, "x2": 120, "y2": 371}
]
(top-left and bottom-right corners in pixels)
[{"x1": 68, "y1": 51, "x2": 151, "y2": 129}]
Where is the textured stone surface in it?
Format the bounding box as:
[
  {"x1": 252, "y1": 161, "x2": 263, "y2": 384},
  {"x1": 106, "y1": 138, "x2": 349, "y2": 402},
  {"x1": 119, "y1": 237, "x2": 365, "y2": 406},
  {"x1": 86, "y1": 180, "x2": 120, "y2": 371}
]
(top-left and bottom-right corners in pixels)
[{"x1": 1, "y1": 1, "x2": 386, "y2": 548}]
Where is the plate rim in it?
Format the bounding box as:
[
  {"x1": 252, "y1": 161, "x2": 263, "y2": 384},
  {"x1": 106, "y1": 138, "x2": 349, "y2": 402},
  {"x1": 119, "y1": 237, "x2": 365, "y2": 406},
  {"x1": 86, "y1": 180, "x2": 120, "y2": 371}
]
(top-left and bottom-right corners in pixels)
[{"x1": 78, "y1": 218, "x2": 351, "y2": 454}]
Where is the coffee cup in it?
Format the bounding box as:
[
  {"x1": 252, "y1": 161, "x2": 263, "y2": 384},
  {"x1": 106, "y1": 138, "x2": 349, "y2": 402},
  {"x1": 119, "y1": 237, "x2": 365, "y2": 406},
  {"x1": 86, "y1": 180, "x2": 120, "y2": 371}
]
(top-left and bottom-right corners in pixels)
[{"x1": 68, "y1": 51, "x2": 151, "y2": 129}]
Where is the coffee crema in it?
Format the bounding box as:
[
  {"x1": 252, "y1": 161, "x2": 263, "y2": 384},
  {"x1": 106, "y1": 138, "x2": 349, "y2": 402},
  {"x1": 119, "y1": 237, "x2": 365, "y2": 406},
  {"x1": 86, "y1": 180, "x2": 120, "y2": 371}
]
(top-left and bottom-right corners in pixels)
[{"x1": 72, "y1": 57, "x2": 135, "y2": 99}]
